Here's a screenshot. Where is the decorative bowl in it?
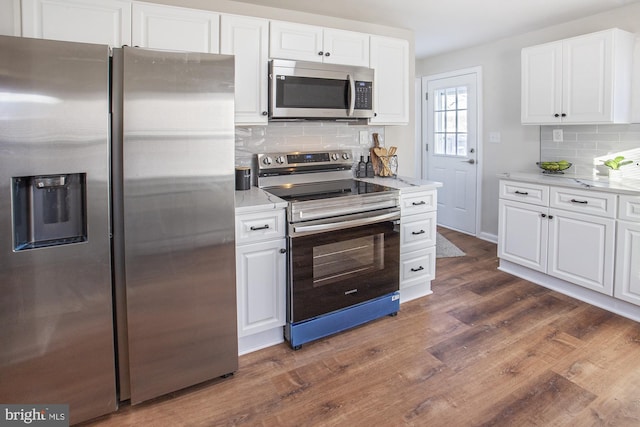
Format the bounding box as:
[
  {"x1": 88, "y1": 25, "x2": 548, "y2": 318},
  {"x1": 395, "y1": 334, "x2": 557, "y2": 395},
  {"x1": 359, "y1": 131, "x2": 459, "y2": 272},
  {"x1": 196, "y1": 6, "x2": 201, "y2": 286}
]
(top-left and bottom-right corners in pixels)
[{"x1": 536, "y1": 161, "x2": 572, "y2": 174}]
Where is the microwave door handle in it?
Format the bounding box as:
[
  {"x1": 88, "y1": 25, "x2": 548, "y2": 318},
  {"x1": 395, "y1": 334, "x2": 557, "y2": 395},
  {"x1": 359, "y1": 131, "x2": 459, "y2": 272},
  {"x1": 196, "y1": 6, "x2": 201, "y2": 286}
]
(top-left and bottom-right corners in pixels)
[{"x1": 347, "y1": 74, "x2": 355, "y2": 117}]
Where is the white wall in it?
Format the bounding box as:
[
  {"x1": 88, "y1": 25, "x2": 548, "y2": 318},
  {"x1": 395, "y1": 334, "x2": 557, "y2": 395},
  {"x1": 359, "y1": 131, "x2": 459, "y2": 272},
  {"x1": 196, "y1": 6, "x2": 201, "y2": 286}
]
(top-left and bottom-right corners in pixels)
[
  {"x1": 416, "y1": 2, "x2": 640, "y2": 239},
  {"x1": 148, "y1": 0, "x2": 417, "y2": 177}
]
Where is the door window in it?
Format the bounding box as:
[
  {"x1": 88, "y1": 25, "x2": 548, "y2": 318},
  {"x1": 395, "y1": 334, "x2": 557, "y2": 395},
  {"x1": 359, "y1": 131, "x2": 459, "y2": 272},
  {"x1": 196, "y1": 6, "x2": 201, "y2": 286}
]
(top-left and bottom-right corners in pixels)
[{"x1": 433, "y1": 86, "x2": 467, "y2": 156}]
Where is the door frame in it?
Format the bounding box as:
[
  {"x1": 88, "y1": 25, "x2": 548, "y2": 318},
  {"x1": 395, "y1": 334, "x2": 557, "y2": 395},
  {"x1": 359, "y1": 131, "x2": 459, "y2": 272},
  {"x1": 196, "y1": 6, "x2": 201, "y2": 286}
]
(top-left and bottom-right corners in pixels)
[{"x1": 420, "y1": 66, "x2": 483, "y2": 237}]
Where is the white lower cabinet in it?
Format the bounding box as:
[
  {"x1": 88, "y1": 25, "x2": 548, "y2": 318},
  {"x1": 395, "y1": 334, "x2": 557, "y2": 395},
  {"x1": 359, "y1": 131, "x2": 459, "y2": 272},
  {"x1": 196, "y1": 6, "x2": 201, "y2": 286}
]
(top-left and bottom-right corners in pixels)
[
  {"x1": 236, "y1": 239, "x2": 286, "y2": 337},
  {"x1": 614, "y1": 196, "x2": 640, "y2": 305},
  {"x1": 498, "y1": 180, "x2": 616, "y2": 295},
  {"x1": 235, "y1": 208, "x2": 286, "y2": 341},
  {"x1": 399, "y1": 189, "x2": 437, "y2": 299}
]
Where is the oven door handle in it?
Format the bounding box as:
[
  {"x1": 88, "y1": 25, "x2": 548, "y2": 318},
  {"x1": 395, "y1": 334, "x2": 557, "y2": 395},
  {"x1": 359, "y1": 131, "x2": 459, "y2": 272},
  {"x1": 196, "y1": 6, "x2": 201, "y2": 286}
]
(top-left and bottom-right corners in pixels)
[{"x1": 292, "y1": 210, "x2": 400, "y2": 235}]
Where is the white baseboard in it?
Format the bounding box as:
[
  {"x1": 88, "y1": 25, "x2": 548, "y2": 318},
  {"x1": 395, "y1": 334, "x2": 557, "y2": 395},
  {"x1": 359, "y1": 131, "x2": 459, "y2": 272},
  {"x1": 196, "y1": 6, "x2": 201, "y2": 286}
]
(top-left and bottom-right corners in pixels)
[
  {"x1": 478, "y1": 231, "x2": 497, "y2": 243},
  {"x1": 499, "y1": 259, "x2": 640, "y2": 323},
  {"x1": 400, "y1": 283, "x2": 433, "y2": 303},
  {"x1": 238, "y1": 328, "x2": 284, "y2": 356}
]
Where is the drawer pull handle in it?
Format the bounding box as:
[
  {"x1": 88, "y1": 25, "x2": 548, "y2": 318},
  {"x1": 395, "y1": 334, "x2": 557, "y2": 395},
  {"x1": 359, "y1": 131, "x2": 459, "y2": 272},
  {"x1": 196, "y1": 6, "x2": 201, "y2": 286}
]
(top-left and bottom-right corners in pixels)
[
  {"x1": 250, "y1": 224, "x2": 270, "y2": 231},
  {"x1": 411, "y1": 266, "x2": 424, "y2": 272},
  {"x1": 412, "y1": 230, "x2": 426, "y2": 235},
  {"x1": 412, "y1": 201, "x2": 426, "y2": 206},
  {"x1": 570, "y1": 199, "x2": 588, "y2": 204},
  {"x1": 514, "y1": 191, "x2": 529, "y2": 195}
]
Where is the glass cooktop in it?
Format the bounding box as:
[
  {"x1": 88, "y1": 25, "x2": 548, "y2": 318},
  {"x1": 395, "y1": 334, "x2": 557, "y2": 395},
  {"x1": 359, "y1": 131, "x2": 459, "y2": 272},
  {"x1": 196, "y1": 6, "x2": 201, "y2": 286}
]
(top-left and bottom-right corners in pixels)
[{"x1": 265, "y1": 179, "x2": 396, "y2": 203}]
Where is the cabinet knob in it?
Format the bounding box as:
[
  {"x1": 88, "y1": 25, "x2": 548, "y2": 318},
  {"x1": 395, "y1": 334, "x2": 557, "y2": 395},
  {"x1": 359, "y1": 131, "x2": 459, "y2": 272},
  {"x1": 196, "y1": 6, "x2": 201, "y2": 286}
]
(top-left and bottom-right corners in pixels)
[
  {"x1": 279, "y1": 248, "x2": 287, "y2": 254},
  {"x1": 318, "y1": 51, "x2": 324, "y2": 56},
  {"x1": 325, "y1": 52, "x2": 330, "y2": 57},
  {"x1": 262, "y1": 111, "x2": 268, "y2": 116},
  {"x1": 554, "y1": 114, "x2": 560, "y2": 118},
  {"x1": 548, "y1": 215, "x2": 554, "y2": 219},
  {"x1": 541, "y1": 213, "x2": 547, "y2": 218},
  {"x1": 561, "y1": 113, "x2": 566, "y2": 117}
]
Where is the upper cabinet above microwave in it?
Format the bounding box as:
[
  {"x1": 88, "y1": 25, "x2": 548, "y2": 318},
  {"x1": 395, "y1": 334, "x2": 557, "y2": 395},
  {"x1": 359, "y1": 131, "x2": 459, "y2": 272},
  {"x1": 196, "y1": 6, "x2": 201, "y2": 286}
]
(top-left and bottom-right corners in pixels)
[
  {"x1": 269, "y1": 21, "x2": 370, "y2": 67},
  {"x1": 521, "y1": 28, "x2": 635, "y2": 125}
]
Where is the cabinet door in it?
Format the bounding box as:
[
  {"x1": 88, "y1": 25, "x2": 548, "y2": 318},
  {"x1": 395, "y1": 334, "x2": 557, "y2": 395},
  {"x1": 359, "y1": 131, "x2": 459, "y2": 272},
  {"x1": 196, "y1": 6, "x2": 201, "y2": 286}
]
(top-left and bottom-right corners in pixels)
[
  {"x1": 22, "y1": 0, "x2": 132, "y2": 46},
  {"x1": 132, "y1": 2, "x2": 219, "y2": 53},
  {"x1": 498, "y1": 199, "x2": 548, "y2": 272},
  {"x1": 269, "y1": 20, "x2": 323, "y2": 62},
  {"x1": 547, "y1": 209, "x2": 615, "y2": 295},
  {"x1": 614, "y1": 221, "x2": 640, "y2": 305},
  {"x1": 562, "y1": 31, "x2": 613, "y2": 124},
  {"x1": 236, "y1": 239, "x2": 286, "y2": 337},
  {"x1": 322, "y1": 28, "x2": 369, "y2": 67},
  {"x1": 0, "y1": 0, "x2": 21, "y2": 36},
  {"x1": 369, "y1": 35, "x2": 409, "y2": 124},
  {"x1": 221, "y1": 15, "x2": 268, "y2": 124},
  {"x1": 521, "y1": 41, "x2": 562, "y2": 124}
]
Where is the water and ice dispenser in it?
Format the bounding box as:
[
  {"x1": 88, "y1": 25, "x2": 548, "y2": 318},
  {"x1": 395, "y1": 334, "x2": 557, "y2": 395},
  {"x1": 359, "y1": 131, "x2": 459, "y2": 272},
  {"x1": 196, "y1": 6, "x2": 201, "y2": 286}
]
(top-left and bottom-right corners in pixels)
[{"x1": 12, "y1": 173, "x2": 87, "y2": 250}]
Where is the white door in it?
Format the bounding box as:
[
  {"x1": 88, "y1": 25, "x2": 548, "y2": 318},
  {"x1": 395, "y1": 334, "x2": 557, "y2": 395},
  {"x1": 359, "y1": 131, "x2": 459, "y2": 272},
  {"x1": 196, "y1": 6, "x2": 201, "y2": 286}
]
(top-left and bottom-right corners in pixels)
[{"x1": 422, "y1": 70, "x2": 479, "y2": 234}]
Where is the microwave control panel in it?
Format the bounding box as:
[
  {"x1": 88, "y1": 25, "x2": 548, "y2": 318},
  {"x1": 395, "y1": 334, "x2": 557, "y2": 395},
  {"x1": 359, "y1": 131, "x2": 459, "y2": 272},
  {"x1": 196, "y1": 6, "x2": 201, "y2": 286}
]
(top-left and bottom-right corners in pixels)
[{"x1": 354, "y1": 81, "x2": 372, "y2": 109}]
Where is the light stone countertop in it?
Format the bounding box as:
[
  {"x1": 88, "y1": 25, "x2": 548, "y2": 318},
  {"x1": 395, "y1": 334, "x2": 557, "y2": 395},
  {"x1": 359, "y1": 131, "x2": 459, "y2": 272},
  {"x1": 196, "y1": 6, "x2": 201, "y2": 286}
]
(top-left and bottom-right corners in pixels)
[
  {"x1": 356, "y1": 175, "x2": 443, "y2": 193},
  {"x1": 499, "y1": 172, "x2": 640, "y2": 196},
  {"x1": 235, "y1": 186, "x2": 287, "y2": 214}
]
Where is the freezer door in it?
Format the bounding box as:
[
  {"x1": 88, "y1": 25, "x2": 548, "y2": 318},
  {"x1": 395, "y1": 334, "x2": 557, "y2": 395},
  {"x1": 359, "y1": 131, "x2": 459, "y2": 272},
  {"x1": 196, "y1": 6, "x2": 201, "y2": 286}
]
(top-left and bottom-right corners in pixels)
[
  {"x1": 120, "y1": 47, "x2": 238, "y2": 404},
  {"x1": 0, "y1": 36, "x2": 116, "y2": 424}
]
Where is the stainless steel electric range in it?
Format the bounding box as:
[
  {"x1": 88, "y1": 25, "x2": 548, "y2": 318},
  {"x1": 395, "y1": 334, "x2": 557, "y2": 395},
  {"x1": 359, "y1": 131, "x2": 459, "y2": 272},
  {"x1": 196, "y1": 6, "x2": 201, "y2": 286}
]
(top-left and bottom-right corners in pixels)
[{"x1": 256, "y1": 150, "x2": 401, "y2": 349}]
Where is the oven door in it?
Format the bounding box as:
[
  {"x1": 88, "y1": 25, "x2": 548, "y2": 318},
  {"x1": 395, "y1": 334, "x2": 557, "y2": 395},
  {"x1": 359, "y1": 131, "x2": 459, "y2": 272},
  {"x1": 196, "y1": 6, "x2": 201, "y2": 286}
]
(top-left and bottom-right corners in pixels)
[{"x1": 288, "y1": 208, "x2": 400, "y2": 323}]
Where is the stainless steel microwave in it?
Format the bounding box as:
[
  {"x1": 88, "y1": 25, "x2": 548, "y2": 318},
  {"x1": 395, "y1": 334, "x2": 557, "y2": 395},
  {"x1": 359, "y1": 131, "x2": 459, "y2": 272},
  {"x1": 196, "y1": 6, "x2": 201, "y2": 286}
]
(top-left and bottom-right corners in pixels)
[{"x1": 269, "y1": 59, "x2": 374, "y2": 120}]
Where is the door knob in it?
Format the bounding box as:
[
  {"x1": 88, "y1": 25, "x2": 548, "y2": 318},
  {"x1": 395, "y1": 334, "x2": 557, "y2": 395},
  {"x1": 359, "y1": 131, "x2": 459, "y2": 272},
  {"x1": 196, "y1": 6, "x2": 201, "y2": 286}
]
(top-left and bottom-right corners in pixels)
[{"x1": 462, "y1": 159, "x2": 476, "y2": 164}]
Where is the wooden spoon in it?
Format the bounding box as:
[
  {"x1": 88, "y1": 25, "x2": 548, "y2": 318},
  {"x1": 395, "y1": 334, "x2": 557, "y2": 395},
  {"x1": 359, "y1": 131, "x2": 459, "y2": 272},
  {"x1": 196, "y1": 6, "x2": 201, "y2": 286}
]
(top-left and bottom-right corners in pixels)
[{"x1": 388, "y1": 146, "x2": 397, "y2": 156}]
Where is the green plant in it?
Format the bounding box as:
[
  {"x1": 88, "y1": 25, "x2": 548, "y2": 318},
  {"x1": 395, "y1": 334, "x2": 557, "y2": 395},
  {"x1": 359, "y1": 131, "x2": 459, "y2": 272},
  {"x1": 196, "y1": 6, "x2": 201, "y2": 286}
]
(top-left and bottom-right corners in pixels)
[{"x1": 602, "y1": 156, "x2": 632, "y2": 170}]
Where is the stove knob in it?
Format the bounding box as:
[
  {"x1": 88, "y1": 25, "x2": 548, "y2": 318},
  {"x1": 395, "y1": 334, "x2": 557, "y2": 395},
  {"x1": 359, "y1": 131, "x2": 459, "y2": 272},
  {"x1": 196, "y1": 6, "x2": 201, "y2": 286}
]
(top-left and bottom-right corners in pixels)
[
  {"x1": 331, "y1": 153, "x2": 339, "y2": 161},
  {"x1": 342, "y1": 153, "x2": 350, "y2": 160},
  {"x1": 262, "y1": 156, "x2": 272, "y2": 166},
  {"x1": 275, "y1": 156, "x2": 285, "y2": 164}
]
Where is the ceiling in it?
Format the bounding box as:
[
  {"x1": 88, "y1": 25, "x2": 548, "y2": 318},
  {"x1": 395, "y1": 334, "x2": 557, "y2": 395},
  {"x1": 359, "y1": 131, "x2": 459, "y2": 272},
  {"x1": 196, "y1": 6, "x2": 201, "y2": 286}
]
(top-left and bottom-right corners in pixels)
[{"x1": 231, "y1": 0, "x2": 640, "y2": 58}]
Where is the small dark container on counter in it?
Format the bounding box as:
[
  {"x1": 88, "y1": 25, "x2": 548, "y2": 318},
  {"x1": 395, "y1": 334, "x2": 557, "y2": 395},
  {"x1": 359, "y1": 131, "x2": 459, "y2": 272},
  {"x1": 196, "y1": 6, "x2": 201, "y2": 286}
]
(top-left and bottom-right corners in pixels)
[{"x1": 235, "y1": 166, "x2": 251, "y2": 191}]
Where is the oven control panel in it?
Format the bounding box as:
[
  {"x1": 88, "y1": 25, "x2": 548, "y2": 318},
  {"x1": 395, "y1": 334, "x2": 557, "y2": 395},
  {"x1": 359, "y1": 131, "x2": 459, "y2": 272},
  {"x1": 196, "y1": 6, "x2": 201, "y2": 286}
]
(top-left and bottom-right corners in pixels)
[{"x1": 257, "y1": 151, "x2": 352, "y2": 170}]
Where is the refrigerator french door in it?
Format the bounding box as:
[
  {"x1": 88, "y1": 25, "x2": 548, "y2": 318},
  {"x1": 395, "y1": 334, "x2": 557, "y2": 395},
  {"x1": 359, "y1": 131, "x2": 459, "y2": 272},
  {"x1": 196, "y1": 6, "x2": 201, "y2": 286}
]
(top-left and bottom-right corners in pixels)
[
  {"x1": 0, "y1": 36, "x2": 116, "y2": 424},
  {"x1": 111, "y1": 47, "x2": 238, "y2": 404}
]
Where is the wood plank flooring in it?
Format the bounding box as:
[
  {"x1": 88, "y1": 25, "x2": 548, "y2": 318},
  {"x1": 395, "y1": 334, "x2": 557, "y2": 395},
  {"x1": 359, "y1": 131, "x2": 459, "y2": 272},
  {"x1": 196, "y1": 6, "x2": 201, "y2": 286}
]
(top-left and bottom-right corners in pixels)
[{"x1": 82, "y1": 228, "x2": 640, "y2": 426}]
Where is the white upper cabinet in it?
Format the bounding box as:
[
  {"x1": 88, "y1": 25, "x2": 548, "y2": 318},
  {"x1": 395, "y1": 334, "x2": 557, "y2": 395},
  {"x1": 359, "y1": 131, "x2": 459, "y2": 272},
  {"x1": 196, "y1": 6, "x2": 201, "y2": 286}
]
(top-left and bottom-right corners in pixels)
[
  {"x1": 132, "y1": 2, "x2": 219, "y2": 53},
  {"x1": 221, "y1": 14, "x2": 269, "y2": 125},
  {"x1": 521, "y1": 28, "x2": 635, "y2": 124},
  {"x1": 22, "y1": 0, "x2": 132, "y2": 46},
  {"x1": 0, "y1": 0, "x2": 21, "y2": 36},
  {"x1": 269, "y1": 20, "x2": 369, "y2": 67},
  {"x1": 369, "y1": 35, "x2": 409, "y2": 124},
  {"x1": 321, "y1": 28, "x2": 369, "y2": 66}
]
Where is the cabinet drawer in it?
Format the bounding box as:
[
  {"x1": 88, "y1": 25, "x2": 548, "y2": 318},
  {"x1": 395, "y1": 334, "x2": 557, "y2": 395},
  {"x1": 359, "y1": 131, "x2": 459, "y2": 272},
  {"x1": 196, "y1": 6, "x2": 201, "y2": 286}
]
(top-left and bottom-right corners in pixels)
[
  {"x1": 400, "y1": 190, "x2": 437, "y2": 216},
  {"x1": 550, "y1": 187, "x2": 616, "y2": 218},
  {"x1": 499, "y1": 180, "x2": 549, "y2": 206},
  {"x1": 400, "y1": 247, "x2": 436, "y2": 288},
  {"x1": 400, "y1": 212, "x2": 436, "y2": 252},
  {"x1": 619, "y1": 195, "x2": 640, "y2": 222},
  {"x1": 236, "y1": 209, "x2": 285, "y2": 244}
]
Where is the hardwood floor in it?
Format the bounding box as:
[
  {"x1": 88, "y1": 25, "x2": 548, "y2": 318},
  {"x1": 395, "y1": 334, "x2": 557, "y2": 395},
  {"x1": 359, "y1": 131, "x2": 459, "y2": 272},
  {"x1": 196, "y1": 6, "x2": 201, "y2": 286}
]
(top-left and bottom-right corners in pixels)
[{"x1": 83, "y1": 228, "x2": 640, "y2": 426}]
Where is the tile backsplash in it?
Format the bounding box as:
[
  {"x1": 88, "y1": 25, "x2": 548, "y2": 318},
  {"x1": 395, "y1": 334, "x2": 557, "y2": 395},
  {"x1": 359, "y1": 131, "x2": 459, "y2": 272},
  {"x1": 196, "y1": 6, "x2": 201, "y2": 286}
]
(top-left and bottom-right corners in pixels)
[
  {"x1": 234, "y1": 121, "x2": 385, "y2": 169},
  {"x1": 540, "y1": 124, "x2": 640, "y2": 180}
]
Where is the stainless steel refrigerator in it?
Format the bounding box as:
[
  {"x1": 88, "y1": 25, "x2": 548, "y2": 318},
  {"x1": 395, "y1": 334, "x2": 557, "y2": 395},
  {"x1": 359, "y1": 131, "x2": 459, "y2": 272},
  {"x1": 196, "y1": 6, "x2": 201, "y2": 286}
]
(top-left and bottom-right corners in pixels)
[
  {"x1": 0, "y1": 35, "x2": 238, "y2": 423},
  {"x1": 0, "y1": 36, "x2": 116, "y2": 424},
  {"x1": 111, "y1": 46, "x2": 238, "y2": 405}
]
